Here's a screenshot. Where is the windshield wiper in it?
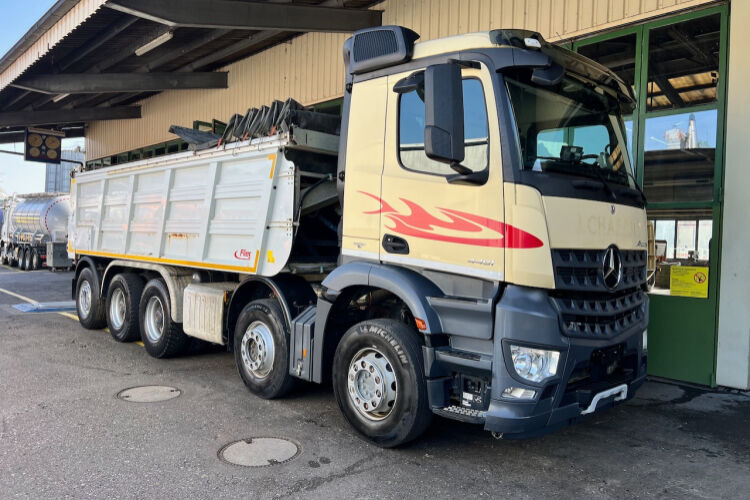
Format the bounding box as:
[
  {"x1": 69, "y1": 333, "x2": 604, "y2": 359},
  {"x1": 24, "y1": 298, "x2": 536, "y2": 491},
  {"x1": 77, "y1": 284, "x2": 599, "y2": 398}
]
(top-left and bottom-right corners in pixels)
[
  {"x1": 578, "y1": 161, "x2": 617, "y2": 201},
  {"x1": 620, "y1": 169, "x2": 647, "y2": 205}
]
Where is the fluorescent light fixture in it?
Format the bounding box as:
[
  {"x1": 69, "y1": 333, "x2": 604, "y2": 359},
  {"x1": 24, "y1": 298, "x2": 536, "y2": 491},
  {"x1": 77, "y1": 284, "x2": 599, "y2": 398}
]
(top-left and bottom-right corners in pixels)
[
  {"x1": 134, "y1": 31, "x2": 173, "y2": 56},
  {"x1": 52, "y1": 93, "x2": 70, "y2": 103}
]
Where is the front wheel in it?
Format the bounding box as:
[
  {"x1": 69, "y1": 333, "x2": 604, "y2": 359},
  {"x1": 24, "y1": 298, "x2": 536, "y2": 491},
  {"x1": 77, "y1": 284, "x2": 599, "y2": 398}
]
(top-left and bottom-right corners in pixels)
[
  {"x1": 332, "y1": 319, "x2": 432, "y2": 448},
  {"x1": 234, "y1": 299, "x2": 295, "y2": 399}
]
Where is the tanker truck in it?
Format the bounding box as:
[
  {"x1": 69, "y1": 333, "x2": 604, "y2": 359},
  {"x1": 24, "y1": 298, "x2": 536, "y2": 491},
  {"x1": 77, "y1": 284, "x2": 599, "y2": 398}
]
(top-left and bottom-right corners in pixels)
[
  {"x1": 1, "y1": 193, "x2": 72, "y2": 271},
  {"x1": 69, "y1": 26, "x2": 649, "y2": 446}
]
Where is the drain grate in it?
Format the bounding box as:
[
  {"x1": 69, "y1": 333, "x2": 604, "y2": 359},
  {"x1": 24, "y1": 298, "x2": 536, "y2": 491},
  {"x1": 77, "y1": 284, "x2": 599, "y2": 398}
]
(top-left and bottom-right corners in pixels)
[
  {"x1": 116, "y1": 385, "x2": 181, "y2": 403},
  {"x1": 218, "y1": 437, "x2": 301, "y2": 467},
  {"x1": 12, "y1": 301, "x2": 76, "y2": 313}
]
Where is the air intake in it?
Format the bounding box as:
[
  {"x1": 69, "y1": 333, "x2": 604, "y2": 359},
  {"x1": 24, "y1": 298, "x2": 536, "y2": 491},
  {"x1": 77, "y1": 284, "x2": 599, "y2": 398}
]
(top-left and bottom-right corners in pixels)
[{"x1": 347, "y1": 25, "x2": 419, "y2": 75}]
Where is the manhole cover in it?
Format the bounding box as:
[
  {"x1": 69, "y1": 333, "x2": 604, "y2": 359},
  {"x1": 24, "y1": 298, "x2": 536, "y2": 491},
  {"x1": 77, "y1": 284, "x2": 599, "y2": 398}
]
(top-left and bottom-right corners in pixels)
[
  {"x1": 116, "y1": 385, "x2": 181, "y2": 403},
  {"x1": 218, "y1": 437, "x2": 301, "y2": 467}
]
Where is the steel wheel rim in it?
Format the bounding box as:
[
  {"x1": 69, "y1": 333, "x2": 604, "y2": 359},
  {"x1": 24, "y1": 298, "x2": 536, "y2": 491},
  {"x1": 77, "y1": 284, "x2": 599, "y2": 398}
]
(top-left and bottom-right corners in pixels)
[
  {"x1": 144, "y1": 296, "x2": 165, "y2": 343},
  {"x1": 79, "y1": 281, "x2": 92, "y2": 318},
  {"x1": 347, "y1": 347, "x2": 398, "y2": 421},
  {"x1": 240, "y1": 320, "x2": 275, "y2": 379},
  {"x1": 109, "y1": 287, "x2": 126, "y2": 330}
]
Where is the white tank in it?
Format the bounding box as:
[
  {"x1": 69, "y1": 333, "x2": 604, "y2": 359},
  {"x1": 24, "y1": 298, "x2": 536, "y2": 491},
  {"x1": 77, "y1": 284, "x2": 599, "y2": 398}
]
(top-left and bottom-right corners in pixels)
[{"x1": 5, "y1": 193, "x2": 71, "y2": 244}]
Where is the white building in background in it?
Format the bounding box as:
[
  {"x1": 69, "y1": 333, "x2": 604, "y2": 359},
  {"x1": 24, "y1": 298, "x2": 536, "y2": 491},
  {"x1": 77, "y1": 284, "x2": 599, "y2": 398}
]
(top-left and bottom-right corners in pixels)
[{"x1": 45, "y1": 147, "x2": 84, "y2": 193}]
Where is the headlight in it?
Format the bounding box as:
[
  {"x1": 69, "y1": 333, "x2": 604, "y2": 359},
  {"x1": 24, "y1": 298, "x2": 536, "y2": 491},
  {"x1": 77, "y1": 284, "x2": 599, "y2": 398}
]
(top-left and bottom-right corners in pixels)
[
  {"x1": 510, "y1": 345, "x2": 559, "y2": 383},
  {"x1": 642, "y1": 329, "x2": 648, "y2": 352}
]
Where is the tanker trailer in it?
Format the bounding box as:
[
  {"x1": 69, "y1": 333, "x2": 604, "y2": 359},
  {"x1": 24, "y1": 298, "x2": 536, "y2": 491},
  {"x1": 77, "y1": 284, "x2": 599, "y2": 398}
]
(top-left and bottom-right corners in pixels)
[{"x1": 0, "y1": 193, "x2": 71, "y2": 271}]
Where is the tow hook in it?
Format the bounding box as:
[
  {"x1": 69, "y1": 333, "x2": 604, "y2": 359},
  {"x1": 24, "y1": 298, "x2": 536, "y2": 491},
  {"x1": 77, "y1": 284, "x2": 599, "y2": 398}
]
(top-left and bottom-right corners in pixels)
[{"x1": 491, "y1": 432, "x2": 503, "y2": 440}]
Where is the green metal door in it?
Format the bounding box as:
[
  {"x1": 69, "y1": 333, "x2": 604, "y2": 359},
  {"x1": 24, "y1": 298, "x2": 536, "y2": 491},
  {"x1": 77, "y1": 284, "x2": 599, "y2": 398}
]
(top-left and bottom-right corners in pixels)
[{"x1": 574, "y1": 5, "x2": 729, "y2": 386}]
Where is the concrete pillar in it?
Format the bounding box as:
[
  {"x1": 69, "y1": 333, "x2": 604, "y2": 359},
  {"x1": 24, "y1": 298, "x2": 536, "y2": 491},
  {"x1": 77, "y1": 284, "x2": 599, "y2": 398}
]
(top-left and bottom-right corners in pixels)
[{"x1": 716, "y1": 0, "x2": 750, "y2": 390}]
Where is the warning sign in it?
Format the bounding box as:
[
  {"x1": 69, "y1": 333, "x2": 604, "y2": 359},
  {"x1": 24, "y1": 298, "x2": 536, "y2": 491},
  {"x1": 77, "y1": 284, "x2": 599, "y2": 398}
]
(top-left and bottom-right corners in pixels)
[{"x1": 670, "y1": 266, "x2": 709, "y2": 298}]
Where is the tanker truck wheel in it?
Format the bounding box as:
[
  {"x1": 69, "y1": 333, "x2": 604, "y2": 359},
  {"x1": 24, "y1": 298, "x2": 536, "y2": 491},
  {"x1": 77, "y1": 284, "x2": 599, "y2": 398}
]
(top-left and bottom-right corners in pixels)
[
  {"x1": 106, "y1": 273, "x2": 144, "y2": 343},
  {"x1": 22, "y1": 248, "x2": 31, "y2": 271},
  {"x1": 332, "y1": 319, "x2": 432, "y2": 448},
  {"x1": 76, "y1": 267, "x2": 107, "y2": 329},
  {"x1": 139, "y1": 279, "x2": 188, "y2": 358},
  {"x1": 233, "y1": 299, "x2": 295, "y2": 399},
  {"x1": 31, "y1": 250, "x2": 40, "y2": 270}
]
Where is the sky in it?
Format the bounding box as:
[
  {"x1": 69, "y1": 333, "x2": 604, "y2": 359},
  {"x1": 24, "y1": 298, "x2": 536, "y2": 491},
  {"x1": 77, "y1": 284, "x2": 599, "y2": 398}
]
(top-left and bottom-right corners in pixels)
[{"x1": 0, "y1": 0, "x2": 79, "y2": 195}]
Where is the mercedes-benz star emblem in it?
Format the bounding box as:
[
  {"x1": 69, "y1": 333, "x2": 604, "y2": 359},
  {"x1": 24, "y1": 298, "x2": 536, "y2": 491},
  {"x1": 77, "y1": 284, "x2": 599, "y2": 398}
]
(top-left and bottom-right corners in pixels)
[{"x1": 602, "y1": 245, "x2": 623, "y2": 290}]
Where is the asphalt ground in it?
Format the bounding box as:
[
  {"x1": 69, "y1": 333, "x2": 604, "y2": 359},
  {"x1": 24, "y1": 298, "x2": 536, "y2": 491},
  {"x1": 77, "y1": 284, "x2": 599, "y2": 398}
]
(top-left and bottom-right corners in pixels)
[{"x1": 1, "y1": 266, "x2": 749, "y2": 499}]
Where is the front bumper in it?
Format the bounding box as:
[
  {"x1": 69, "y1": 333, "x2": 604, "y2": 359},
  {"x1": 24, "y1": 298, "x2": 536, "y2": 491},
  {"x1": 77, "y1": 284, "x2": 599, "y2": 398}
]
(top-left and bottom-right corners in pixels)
[{"x1": 483, "y1": 285, "x2": 648, "y2": 438}]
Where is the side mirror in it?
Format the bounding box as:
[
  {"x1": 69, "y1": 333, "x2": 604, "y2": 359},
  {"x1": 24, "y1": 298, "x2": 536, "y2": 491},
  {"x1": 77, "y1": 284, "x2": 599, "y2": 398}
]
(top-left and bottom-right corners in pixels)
[{"x1": 424, "y1": 63, "x2": 464, "y2": 165}]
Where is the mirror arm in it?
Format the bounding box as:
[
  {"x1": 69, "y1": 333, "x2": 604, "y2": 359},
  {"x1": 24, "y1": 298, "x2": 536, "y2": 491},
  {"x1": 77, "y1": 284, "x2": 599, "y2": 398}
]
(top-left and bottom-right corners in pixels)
[
  {"x1": 447, "y1": 169, "x2": 489, "y2": 186},
  {"x1": 449, "y1": 161, "x2": 473, "y2": 175}
]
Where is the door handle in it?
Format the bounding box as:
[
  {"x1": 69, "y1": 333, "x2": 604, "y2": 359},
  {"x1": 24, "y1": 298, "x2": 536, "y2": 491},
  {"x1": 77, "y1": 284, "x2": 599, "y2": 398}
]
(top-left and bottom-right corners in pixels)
[{"x1": 382, "y1": 234, "x2": 409, "y2": 254}]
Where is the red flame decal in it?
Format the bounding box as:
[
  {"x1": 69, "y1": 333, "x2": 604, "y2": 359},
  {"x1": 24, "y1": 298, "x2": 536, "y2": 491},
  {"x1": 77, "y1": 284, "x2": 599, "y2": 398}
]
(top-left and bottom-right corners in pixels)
[{"x1": 359, "y1": 191, "x2": 543, "y2": 249}]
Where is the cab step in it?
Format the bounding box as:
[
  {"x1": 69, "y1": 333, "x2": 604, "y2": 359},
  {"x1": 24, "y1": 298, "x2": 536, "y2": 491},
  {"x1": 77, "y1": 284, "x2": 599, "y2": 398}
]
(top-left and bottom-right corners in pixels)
[{"x1": 433, "y1": 405, "x2": 486, "y2": 424}]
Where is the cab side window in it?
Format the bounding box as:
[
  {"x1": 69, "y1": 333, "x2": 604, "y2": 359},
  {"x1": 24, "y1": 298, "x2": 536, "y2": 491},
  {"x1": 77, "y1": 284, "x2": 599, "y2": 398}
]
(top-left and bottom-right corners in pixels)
[{"x1": 399, "y1": 78, "x2": 489, "y2": 176}]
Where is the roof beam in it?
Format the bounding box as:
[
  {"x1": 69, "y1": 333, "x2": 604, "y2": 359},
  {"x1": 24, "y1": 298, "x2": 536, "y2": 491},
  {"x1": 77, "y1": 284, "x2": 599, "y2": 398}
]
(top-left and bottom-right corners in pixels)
[
  {"x1": 0, "y1": 127, "x2": 85, "y2": 144},
  {"x1": 57, "y1": 16, "x2": 140, "y2": 72},
  {"x1": 0, "y1": 106, "x2": 141, "y2": 127},
  {"x1": 178, "y1": 30, "x2": 281, "y2": 72},
  {"x1": 106, "y1": 0, "x2": 381, "y2": 32},
  {"x1": 12, "y1": 72, "x2": 228, "y2": 94}
]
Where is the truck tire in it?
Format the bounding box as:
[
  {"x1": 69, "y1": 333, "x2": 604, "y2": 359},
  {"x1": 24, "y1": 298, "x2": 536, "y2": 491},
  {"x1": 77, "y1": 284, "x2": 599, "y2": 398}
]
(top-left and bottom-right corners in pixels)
[
  {"x1": 31, "y1": 250, "x2": 40, "y2": 270},
  {"x1": 234, "y1": 299, "x2": 295, "y2": 399},
  {"x1": 22, "y1": 248, "x2": 31, "y2": 271},
  {"x1": 139, "y1": 279, "x2": 188, "y2": 358},
  {"x1": 332, "y1": 319, "x2": 432, "y2": 448},
  {"x1": 76, "y1": 267, "x2": 107, "y2": 329},
  {"x1": 106, "y1": 273, "x2": 144, "y2": 342}
]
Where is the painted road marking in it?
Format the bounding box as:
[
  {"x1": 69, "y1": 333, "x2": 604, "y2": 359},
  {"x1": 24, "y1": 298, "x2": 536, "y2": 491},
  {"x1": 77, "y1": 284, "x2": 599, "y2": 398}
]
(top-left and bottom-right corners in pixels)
[
  {"x1": 0, "y1": 287, "x2": 124, "y2": 341},
  {"x1": 0, "y1": 286, "x2": 38, "y2": 304}
]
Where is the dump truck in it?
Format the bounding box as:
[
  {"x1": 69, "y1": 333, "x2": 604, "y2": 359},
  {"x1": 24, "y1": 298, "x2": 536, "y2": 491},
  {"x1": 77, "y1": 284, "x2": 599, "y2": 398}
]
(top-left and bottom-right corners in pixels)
[
  {"x1": 1, "y1": 193, "x2": 72, "y2": 271},
  {"x1": 69, "y1": 26, "x2": 649, "y2": 447}
]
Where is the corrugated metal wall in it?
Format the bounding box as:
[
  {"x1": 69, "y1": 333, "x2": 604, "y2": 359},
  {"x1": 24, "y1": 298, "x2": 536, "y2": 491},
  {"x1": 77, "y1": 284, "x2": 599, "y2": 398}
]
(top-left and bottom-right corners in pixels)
[
  {"x1": 0, "y1": 0, "x2": 107, "y2": 90},
  {"x1": 86, "y1": 0, "x2": 717, "y2": 160}
]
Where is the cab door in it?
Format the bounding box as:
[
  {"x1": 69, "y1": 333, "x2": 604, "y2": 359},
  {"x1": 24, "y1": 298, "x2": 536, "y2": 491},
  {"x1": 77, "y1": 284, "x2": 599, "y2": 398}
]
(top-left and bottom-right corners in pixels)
[{"x1": 369, "y1": 64, "x2": 505, "y2": 281}]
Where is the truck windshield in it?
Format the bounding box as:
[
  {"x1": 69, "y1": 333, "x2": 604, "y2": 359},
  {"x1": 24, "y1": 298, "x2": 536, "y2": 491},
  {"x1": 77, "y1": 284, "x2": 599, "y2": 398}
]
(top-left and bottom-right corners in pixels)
[{"x1": 505, "y1": 74, "x2": 635, "y2": 189}]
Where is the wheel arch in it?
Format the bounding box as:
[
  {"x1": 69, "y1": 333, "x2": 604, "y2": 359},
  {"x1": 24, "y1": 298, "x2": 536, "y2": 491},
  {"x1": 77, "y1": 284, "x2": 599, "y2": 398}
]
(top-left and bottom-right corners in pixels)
[
  {"x1": 226, "y1": 273, "x2": 316, "y2": 351},
  {"x1": 100, "y1": 260, "x2": 192, "y2": 323},
  {"x1": 311, "y1": 261, "x2": 445, "y2": 383},
  {"x1": 72, "y1": 256, "x2": 104, "y2": 300}
]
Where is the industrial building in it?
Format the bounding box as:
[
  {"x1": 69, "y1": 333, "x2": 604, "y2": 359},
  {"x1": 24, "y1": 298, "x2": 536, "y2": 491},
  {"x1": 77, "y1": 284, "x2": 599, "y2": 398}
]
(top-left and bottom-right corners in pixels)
[
  {"x1": 0, "y1": 0, "x2": 746, "y2": 389},
  {"x1": 44, "y1": 147, "x2": 84, "y2": 193}
]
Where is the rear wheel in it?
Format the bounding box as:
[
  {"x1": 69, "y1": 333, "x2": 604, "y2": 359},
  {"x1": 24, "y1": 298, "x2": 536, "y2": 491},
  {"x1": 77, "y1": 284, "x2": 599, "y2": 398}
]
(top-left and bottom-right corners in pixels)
[
  {"x1": 234, "y1": 299, "x2": 295, "y2": 399},
  {"x1": 106, "y1": 273, "x2": 144, "y2": 342},
  {"x1": 332, "y1": 319, "x2": 432, "y2": 448},
  {"x1": 139, "y1": 279, "x2": 188, "y2": 358},
  {"x1": 76, "y1": 267, "x2": 106, "y2": 329},
  {"x1": 31, "y1": 250, "x2": 40, "y2": 270},
  {"x1": 22, "y1": 248, "x2": 31, "y2": 271}
]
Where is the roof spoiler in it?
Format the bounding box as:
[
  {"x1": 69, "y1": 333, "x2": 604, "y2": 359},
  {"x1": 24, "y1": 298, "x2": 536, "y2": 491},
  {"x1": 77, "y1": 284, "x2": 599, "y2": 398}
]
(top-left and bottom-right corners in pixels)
[{"x1": 344, "y1": 25, "x2": 420, "y2": 76}]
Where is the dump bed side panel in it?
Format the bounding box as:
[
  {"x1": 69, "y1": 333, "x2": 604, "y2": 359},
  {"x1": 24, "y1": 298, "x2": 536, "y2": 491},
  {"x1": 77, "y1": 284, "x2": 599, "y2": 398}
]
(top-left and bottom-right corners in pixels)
[{"x1": 70, "y1": 144, "x2": 295, "y2": 276}]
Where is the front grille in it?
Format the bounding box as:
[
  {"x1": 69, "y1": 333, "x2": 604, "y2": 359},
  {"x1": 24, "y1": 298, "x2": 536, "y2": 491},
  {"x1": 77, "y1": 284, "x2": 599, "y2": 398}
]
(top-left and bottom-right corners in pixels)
[
  {"x1": 552, "y1": 248, "x2": 647, "y2": 293},
  {"x1": 551, "y1": 289, "x2": 646, "y2": 338},
  {"x1": 551, "y1": 248, "x2": 647, "y2": 339}
]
